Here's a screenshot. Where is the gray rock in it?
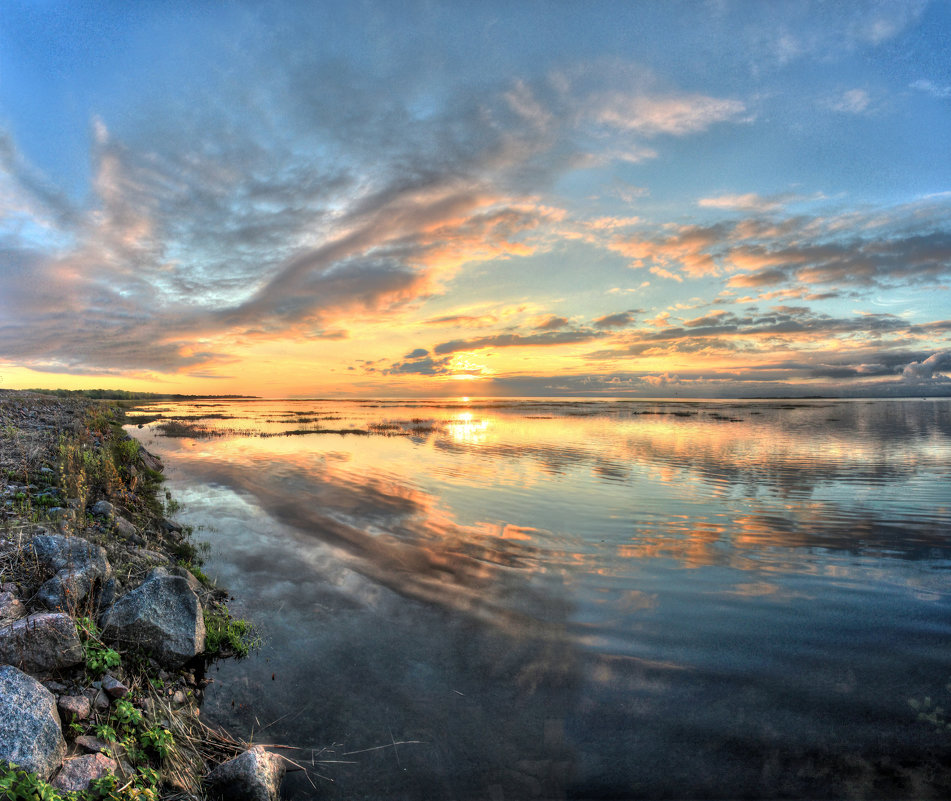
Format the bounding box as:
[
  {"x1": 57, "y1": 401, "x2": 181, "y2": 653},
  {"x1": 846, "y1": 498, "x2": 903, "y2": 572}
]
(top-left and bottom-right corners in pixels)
[
  {"x1": 205, "y1": 745, "x2": 285, "y2": 801},
  {"x1": 91, "y1": 500, "x2": 115, "y2": 516},
  {"x1": 114, "y1": 515, "x2": 138, "y2": 539},
  {"x1": 139, "y1": 450, "x2": 163, "y2": 473},
  {"x1": 160, "y1": 517, "x2": 184, "y2": 534},
  {"x1": 0, "y1": 590, "x2": 26, "y2": 624},
  {"x1": 98, "y1": 578, "x2": 117, "y2": 610},
  {"x1": 168, "y1": 565, "x2": 204, "y2": 594},
  {"x1": 75, "y1": 735, "x2": 113, "y2": 755},
  {"x1": 52, "y1": 753, "x2": 118, "y2": 793},
  {"x1": 57, "y1": 694, "x2": 92, "y2": 722},
  {"x1": 83, "y1": 687, "x2": 111, "y2": 711},
  {"x1": 101, "y1": 572, "x2": 205, "y2": 668},
  {"x1": 0, "y1": 612, "x2": 83, "y2": 673},
  {"x1": 31, "y1": 534, "x2": 112, "y2": 611},
  {"x1": 0, "y1": 665, "x2": 67, "y2": 780},
  {"x1": 101, "y1": 674, "x2": 129, "y2": 698},
  {"x1": 132, "y1": 548, "x2": 169, "y2": 563}
]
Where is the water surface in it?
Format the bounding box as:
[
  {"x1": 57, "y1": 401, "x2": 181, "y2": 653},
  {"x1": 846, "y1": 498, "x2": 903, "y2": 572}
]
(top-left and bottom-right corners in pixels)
[{"x1": 129, "y1": 398, "x2": 951, "y2": 799}]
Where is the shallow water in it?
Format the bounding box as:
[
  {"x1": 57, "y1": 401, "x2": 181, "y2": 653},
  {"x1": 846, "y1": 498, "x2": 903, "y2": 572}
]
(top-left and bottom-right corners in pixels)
[{"x1": 129, "y1": 398, "x2": 951, "y2": 799}]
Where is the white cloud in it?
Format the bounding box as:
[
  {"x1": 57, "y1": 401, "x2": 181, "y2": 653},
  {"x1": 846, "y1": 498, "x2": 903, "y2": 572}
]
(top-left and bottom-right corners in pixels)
[
  {"x1": 827, "y1": 89, "x2": 871, "y2": 114},
  {"x1": 593, "y1": 93, "x2": 748, "y2": 136},
  {"x1": 901, "y1": 351, "x2": 951, "y2": 381},
  {"x1": 910, "y1": 79, "x2": 951, "y2": 99}
]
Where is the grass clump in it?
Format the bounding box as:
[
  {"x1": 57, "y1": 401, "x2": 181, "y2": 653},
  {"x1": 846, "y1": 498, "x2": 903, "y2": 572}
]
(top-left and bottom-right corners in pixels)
[{"x1": 203, "y1": 606, "x2": 258, "y2": 658}]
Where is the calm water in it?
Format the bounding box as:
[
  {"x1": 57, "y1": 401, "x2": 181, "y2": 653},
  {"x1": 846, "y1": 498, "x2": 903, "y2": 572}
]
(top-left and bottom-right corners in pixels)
[{"x1": 128, "y1": 398, "x2": 951, "y2": 800}]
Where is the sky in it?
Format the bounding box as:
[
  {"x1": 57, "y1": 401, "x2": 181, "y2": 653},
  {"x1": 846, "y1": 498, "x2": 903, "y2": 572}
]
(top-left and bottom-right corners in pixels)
[{"x1": 1, "y1": 0, "x2": 950, "y2": 398}]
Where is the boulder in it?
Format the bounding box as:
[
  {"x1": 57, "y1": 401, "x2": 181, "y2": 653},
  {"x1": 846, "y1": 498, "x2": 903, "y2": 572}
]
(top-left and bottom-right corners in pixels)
[
  {"x1": 31, "y1": 534, "x2": 112, "y2": 611},
  {"x1": 205, "y1": 746, "x2": 285, "y2": 801},
  {"x1": 52, "y1": 753, "x2": 118, "y2": 793},
  {"x1": 0, "y1": 612, "x2": 83, "y2": 673},
  {"x1": 0, "y1": 590, "x2": 26, "y2": 624},
  {"x1": 101, "y1": 572, "x2": 205, "y2": 668},
  {"x1": 139, "y1": 450, "x2": 163, "y2": 473},
  {"x1": 0, "y1": 665, "x2": 67, "y2": 780},
  {"x1": 169, "y1": 565, "x2": 204, "y2": 594}
]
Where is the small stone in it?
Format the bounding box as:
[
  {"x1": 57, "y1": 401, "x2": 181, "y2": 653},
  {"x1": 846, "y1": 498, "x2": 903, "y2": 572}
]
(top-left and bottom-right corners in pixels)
[
  {"x1": 84, "y1": 687, "x2": 111, "y2": 711},
  {"x1": 75, "y1": 735, "x2": 113, "y2": 755},
  {"x1": 205, "y1": 745, "x2": 285, "y2": 801},
  {"x1": 58, "y1": 695, "x2": 92, "y2": 722},
  {"x1": 52, "y1": 753, "x2": 118, "y2": 793},
  {"x1": 114, "y1": 515, "x2": 138, "y2": 539},
  {"x1": 91, "y1": 500, "x2": 115, "y2": 516},
  {"x1": 101, "y1": 675, "x2": 129, "y2": 698},
  {"x1": 172, "y1": 689, "x2": 187, "y2": 705},
  {"x1": 0, "y1": 590, "x2": 26, "y2": 624}
]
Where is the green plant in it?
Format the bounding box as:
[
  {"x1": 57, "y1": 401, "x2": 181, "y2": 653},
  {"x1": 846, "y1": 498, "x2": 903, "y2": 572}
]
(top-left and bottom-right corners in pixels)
[
  {"x1": 112, "y1": 698, "x2": 142, "y2": 731},
  {"x1": 94, "y1": 723, "x2": 118, "y2": 743},
  {"x1": 141, "y1": 726, "x2": 175, "y2": 760},
  {"x1": 76, "y1": 617, "x2": 121, "y2": 676},
  {"x1": 0, "y1": 763, "x2": 62, "y2": 801},
  {"x1": 110, "y1": 437, "x2": 140, "y2": 466},
  {"x1": 204, "y1": 606, "x2": 258, "y2": 658}
]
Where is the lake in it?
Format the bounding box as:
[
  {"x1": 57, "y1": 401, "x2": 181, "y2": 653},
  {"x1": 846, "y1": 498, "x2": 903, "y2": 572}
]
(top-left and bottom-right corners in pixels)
[{"x1": 128, "y1": 398, "x2": 951, "y2": 800}]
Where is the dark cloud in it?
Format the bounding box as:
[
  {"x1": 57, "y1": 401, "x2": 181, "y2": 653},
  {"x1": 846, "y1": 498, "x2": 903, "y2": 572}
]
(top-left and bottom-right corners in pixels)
[
  {"x1": 434, "y1": 330, "x2": 606, "y2": 356},
  {"x1": 382, "y1": 356, "x2": 452, "y2": 376},
  {"x1": 586, "y1": 308, "x2": 916, "y2": 361},
  {"x1": 727, "y1": 268, "x2": 787, "y2": 288},
  {"x1": 593, "y1": 311, "x2": 636, "y2": 329},
  {"x1": 405, "y1": 348, "x2": 429, "y2": 359},
  {"x1": 535, "y1": 315, "x2": 571, "y2": 331},
  {"x1": 901, "y1": 351, "x2": 951, "y2": 381}
]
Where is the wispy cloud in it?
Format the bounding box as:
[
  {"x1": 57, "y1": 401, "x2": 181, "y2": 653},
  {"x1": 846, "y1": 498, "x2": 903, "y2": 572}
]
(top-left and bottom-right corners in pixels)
[
  {"x1": 826, "y1": 88, "x2": 872, "y2": 114},
  {"x1": 910, "y1": 79, "x2": 951, "y2": 99}
]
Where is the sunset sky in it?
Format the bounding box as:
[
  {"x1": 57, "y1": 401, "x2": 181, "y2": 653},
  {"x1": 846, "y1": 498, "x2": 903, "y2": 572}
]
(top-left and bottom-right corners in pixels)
[{"x1": 1, "y1": 0, "x2": 949, "y2": 397}]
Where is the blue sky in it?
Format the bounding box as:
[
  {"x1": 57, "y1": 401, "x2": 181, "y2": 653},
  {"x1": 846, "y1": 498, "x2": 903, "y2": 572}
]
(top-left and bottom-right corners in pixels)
[{"x1": 1, "y1": 0, "x2": 949, "y2": 396}]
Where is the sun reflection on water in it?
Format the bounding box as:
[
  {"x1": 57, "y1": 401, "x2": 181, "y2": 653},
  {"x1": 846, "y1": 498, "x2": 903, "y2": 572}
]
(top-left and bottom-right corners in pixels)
[{"x1": 446, "y1": 411, "x2": 489, "y2": 444}]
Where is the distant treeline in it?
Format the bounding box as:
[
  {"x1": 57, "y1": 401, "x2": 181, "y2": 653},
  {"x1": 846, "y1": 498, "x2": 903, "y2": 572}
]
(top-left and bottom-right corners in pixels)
[{"x1": 25, "y1": 388, "x2": 258, "y2": 400}]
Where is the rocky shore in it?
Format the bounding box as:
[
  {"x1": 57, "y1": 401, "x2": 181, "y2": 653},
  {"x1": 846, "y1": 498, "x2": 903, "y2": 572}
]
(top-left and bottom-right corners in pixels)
[{"x1": 0, "y1": 391, "x2": 284, "y2": 800}]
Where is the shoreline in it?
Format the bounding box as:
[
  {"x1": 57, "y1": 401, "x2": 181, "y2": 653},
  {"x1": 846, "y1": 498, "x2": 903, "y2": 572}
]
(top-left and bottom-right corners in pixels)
[{"x1": 0, "y1": 390, "x2": 276, "y2": 800}]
